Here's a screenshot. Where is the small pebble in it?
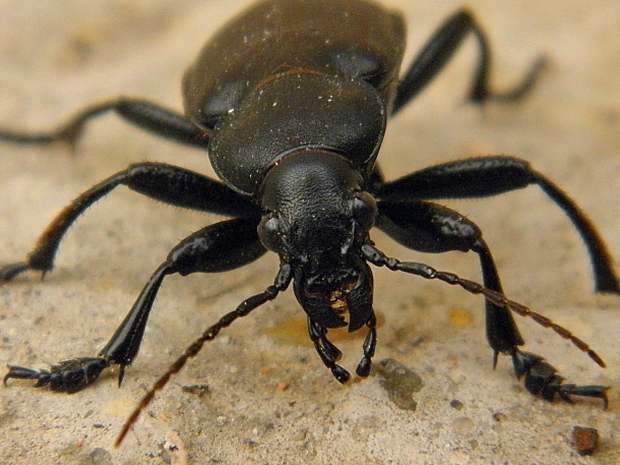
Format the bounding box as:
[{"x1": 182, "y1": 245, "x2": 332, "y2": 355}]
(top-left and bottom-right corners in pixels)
[{"x1": 572, "y1": 426, "x2": 599, "y2": 456}]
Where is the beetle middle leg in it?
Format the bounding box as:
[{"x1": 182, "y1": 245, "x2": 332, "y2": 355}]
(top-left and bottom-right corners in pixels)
[
  {"x1": 0, "y1": 162, "x2": 255, "y2": 282},
  {"x1": 392, "y1": 9, "x2": 546, "y2": 114},
  {"x1": 371, "y1": 158, "x2": 616, "y2": 405},
  {"x1": 377, "y1": 155, "x2": 620, "y2": 293}
]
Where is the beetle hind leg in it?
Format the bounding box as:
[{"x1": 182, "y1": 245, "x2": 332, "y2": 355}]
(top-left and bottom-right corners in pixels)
[
  {"x1": 392, "y1": 9, "x2": 545, "y2": 114},
  {"x1": 0, "y1": 97, "x2": 211, "y2": 150}
]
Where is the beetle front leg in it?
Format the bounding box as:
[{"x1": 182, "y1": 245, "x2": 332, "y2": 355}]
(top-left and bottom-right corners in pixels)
[
  {"x1": 376, "y1": 200, "x2": 523, "y2": 358},
  {"x1": 511, "y1": 349, "x2": 609, "y2": 408},
  {"x1": 363, "y1": 244, "x2": 608, "y2": 406},
  {"x1": 4, "y1": 358, "x2": 110, "y2": 394},
  {"x1": 4, "y1": 218, "x2": 266, "y2": 393}
]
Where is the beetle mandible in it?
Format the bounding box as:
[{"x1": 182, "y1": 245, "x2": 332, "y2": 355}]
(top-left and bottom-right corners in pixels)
[{"x1": 0, "y1": 0, "x2": 617, "y2": 446}]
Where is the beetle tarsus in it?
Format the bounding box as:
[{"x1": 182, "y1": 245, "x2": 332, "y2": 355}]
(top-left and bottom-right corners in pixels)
[
  {"x1": 4, "y1": 357, "x2": 110, "y2": 393},
  {"x1": 0, "y1": 262, "x2": 32, "y2": 282},
  {"x1": 469, "y1": 54, "x2": 548, "y2": 104},
  {"x1": 510, "y1": 349, "x2": 609, "y2": 409}
]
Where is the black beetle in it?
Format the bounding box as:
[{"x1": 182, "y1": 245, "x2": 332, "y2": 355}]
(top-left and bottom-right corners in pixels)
[{"x1": 0, "y1": 0, "x2": 616, "y2": 446}]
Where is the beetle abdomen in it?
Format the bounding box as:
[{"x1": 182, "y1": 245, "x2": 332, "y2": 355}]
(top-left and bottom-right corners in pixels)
[{"x1": 182, "y1": 0, "x2": 405, "y2": 129}]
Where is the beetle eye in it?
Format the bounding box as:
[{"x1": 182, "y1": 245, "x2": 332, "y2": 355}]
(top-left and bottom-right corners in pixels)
[
  {"x1": 258, "y1": 214, "x2": 283, "y2": 252},
  {"x1": 351, "y1": 191, "x2": 377, "y2": 234}
]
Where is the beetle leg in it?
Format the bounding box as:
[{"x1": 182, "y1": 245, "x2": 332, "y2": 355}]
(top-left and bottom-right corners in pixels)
[
  {"x1": 365, "y1": 165, "x2": 385, "y2": 193},
  {"x1": 4, "y1": 218, "x2": 267, "y2": 393},
  {"x1": 363, "y1": 243, "x2": 608, "y2": 405},
  {"x1": 376, "y1": 200, "x2": 524, "y2": 357},
  {"x1": 4, "y1": 358, "x2": 110, "y2": 394},
  {"x1": 115, "y1": 263, "x2": 293, "y2": 447},
  {"x1": 511, "y1": 349, "x2": 609, "y2": 408},
  {"x1": 378, "y1": 155, "x2": 620, "y2": 294},
  {"x1": 0, "y1": 162, "x2": 257, "y2": 282},
  {"x1": 0, "y1": 97, "x2": 211, "y2": 149},
  {"x1": 392, "y1": 9, "x2": 545, "y2": 113},
  {"x1": 98, "y1": 217, "x2": 266, "y2": 385}
]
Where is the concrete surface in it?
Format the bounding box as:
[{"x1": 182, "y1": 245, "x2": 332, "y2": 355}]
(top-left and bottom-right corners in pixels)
[{"x1": 1, "y1": 1, "x2": 619, "y2": 464}]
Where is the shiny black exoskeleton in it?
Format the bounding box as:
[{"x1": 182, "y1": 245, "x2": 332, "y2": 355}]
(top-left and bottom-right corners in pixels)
[{"x1": 1, "y1": 0, "x2": 615, "y2": 444}]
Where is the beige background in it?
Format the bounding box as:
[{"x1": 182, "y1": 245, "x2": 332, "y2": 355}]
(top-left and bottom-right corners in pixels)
[{"x1": 1, "y1": 1, "x2": 619, "y2": 464}]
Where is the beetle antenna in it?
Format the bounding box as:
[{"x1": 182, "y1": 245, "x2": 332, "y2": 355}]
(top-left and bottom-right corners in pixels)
[
  {"x1": 114, "y1": 280, "x2": 287, "y2": 447},
  {"x1": 361, "y1": 244, "x2": 606, "y2": 369},
  {"x1": 457, "y1": 281, "x2": 606, "y2": 368}
]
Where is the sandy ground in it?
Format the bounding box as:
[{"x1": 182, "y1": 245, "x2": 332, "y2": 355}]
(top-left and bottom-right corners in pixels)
[{"x1": 1, "y1": 1, "x2": 619, "y2": 464}]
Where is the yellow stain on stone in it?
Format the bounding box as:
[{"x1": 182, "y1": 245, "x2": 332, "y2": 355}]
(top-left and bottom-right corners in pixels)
[
  {"x1": 449, "y1": 308, "x2": 472, "y2": 326},
  {"x1": 262, "y1": 313, "x2": 384, "y2": 347}
]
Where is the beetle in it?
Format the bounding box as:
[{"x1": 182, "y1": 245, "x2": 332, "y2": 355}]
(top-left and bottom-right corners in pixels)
[{"x1": 0, "y1": 0, "x2": 616, "y2": 446}]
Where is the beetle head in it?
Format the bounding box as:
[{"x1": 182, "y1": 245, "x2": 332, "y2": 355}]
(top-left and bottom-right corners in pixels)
[{"x1": 258, "y1": 150, "x2": 377, "y2": 331}]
